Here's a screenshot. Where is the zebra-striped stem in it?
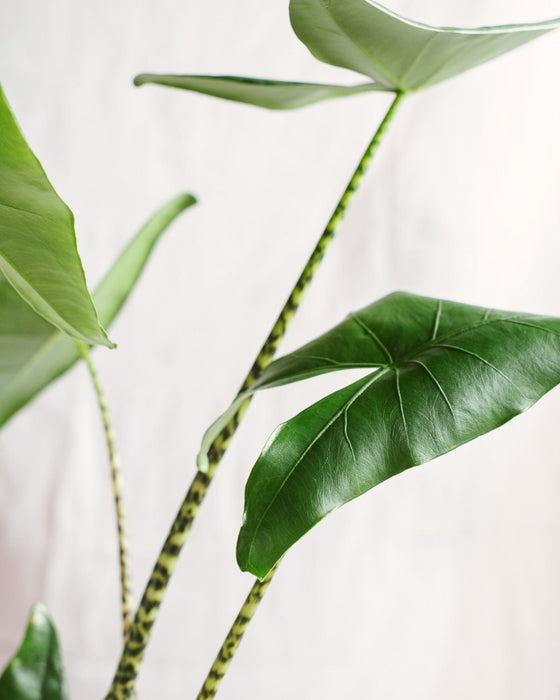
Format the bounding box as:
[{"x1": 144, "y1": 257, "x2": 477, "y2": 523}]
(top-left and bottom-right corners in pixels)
[
  {"x1": 239, "y1": 91, "x2": 405, "y2": 390},
  {"x1": 197, "y1": 564, "x2": 279, "y2": 699},
  {"x1": 106, "y1": 90, "x2": 405, "y2": 699},
  {"x1": 78, "y1": 344, "x2": 133, "y2": 642}
]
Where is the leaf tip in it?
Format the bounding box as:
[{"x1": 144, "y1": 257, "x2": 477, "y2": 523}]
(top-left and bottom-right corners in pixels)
[
  {"x1": 235, "y1": 527, "x2": 249, "y2": 570},
  {"x1": 178, "y1": 192, "x2": 198, "y2": 209},
  {"x1": 99, "y1": 332, "x2": 117, "y2": 350},
  {"x1": 133, "y1": 74, "x2": 149, "y2": 87},
  {"x1": 235, "y1": 527, "x2": 272, "y2": 581},
  {"x1": 29, "y1": 602, "x2": 50, "y2": 625},
  {"x1": 236, "y1": 553, "x2": 271, "y2": 582}
]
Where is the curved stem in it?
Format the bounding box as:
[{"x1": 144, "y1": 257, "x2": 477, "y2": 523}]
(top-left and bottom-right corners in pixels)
[
  {"x1": 106, "y1": 91, "x2": 405, "y2": 699},
  {"x1": 78, "y1": 343, "x2": 133, "y2": 641},
  {"x1": 197, "y1": 565, "x2": 279, "y2": 699}
]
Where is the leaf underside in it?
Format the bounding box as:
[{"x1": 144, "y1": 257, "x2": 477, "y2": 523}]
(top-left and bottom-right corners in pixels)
[
  {"x1": 0, "y1": 193, "x2": 196, "y2": 428},
  {"x1": 0, "y1": 84, "x2": 112, "y2": 347},
  {"x1": 0, "y1": 603, "x2": 69, "y2": 700},
  {"x1": 289, "y1": 0, "x2": 560, "y2": 92},
  {"x1": 137, "y1": 3, "x2": 560, "y2": 110},
  {"x1": 234, "y1": 292, "x2": 560, "y2": 578},
  {"x1": 133, "y1": 74, "x2": 387, "y2": 109}
]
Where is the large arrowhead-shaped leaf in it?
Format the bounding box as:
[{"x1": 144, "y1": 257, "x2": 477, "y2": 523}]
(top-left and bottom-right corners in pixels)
[
  {"x1": 289, "y1": 0, "x2": 560, "y2": 92},
  {"x1": 235, "y1": 292, "x2": 560, "y2": 578},
  {"x1": 0, "y1": 193, "x2": 196, "y2": 427},
  {"x1": 133, "y1": 74, "x2": 387, "y2": 109},
  {"x1": 0, "y1": 603, "x2": 70, "y2": 700},
  {"x1": 0, "y1": 84, "x2": 112, "y2": 347}
]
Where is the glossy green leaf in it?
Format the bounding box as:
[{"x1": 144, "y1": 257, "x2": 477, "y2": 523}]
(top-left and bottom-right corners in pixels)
[
  {"x1": 0, "y1": 84, "x2": 112, "y2": 348},
  {"x1": 0, "y1": 193, "x2": 196, "y2": 427},
  {"x1": 0, "y1": 603, "x2": 69, "y2": 700},
  {"x1": 236, "y1": 292, "x2": 560, "y2": 578},
  {"x1": 133, "y1": 74, "x2": 388, "y2": 109},
  {"x1": 289, "y1": 0, "x2": 560, "y2": 92}
]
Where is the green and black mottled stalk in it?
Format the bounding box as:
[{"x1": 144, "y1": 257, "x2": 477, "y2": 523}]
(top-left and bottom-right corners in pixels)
[
  {"x1": 106, "y1": 91, "x2": 405, "y2": 699},
  {"x1": 197, "y1": 564, "x2": 279, "y2": 699},
  {"x1": 78, "y1": 344, "x2": 133, "y2": 641}
]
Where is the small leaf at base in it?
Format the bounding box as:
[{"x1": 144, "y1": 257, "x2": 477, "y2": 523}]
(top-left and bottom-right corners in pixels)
[{"x1": 0, "y1": 603, "x2": 70, "y2": 700}]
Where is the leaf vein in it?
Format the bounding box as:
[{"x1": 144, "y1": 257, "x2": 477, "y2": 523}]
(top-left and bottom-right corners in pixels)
[
  {"x1": 0, "y1": 200, "x2": 41, "y2": 217},
  {"x1": 433, "y1": 343, "x2": 531, "y2": 399},
  {"x1": 343, "y1": 407, "x2": 357, "y2": 466},
  {"x1": 395, "y1": 368, "x2": 412, "y2": 455},
  {"x1": 294, "y1": 354, "x2": 381, "y2": 368},
  {"x1": 431, "y1": 299, "x2": 443, "y2": 340},
  {"x1": 350, "y1": 312, "x2": 393, "y2": 363},
  {"x1": 502, "y1": 318, "x2": 560, "y2": 338},
  {"x1": 409, "y1": 359, "x2": 455, "y2": 419}
]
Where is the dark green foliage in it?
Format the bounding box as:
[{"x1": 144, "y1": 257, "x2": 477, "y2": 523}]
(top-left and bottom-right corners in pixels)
[{"x1": 236, "y1": 292, "x2": 560, "y2": 577}]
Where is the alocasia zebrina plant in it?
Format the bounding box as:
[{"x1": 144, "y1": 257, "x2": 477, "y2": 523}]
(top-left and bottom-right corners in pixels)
[
  {"x1": 1, "y1": 2, "x2": 560, "y2": 699},
  {"x1": 105, "y1": 3, "x2": 560, "y2": 699}
]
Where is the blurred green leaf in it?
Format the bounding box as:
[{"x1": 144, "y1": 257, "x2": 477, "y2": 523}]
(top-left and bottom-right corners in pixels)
[
  {"x1": 0, "y1": 193, "x2": 196, "y2": 427},
  {"x1": 290, "y1": 0, "x2": 560, "y2": 92},
  {"x1": 134, "y1": 73, "x2": 388, "y2": 108},
  {"x1": 0, "y1": 603, "x2": 69, "y2": 700},
  {"x1": 235, "y1": 292, "x2": 560, "y2": 578},
  {"x1": 0, "y1": 84, "x2": 112, "y2": 347}
]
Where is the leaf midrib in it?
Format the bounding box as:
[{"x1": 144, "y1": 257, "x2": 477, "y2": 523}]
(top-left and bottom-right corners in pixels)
[
  {"x1": 0, "y1": 250, "x2": 78, "y2": 337},
  {"x1": 324, "y1": 3, "x2": 402, "y2": 88}
]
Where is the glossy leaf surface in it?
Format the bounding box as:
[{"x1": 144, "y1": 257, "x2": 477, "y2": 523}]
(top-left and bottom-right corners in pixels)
[
  {"x1": 0, "y1": 84, "x2": 112, "y2": 347},
  {"x1": 0, "y1": 603, "x2": 69, "y2": 700},
  {"x1": 0, "y1": 193, "x2": 196, "y2": 427},
  {"x1": 236, "y1": 292, "x2": 560, "y2": 578},
  {"x1": 134, "y1": 74, "x2": 387, "y2": 108},
  {"x1": 290, "y1": 0, "x2": 560, "y2": 92}
]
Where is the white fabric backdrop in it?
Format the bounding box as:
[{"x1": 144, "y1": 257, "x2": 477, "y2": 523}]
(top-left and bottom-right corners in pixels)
[{"x1": 2, "y1": 1, "x2": 560, "y2": 698}]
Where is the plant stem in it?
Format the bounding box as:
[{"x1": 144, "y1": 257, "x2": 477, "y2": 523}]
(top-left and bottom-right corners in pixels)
[
  {"x1": 78, "y1": 343, "x2": 133, "y2": 641},
  {"x1": 106, "y1": 91, "x2": 405, "y2": 699},
  {"x1": 239, "y1": 91, "x2": 405, "y2": 391},
  {"x1": 197, "y1": 564, "x2": 279, "y2": 699}
]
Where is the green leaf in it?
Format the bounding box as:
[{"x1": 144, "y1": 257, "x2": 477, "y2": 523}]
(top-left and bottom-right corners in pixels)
[
  {"x1": 236, "y1": 292, "x2": 560, "y2": 578},
  {"x1": 289, "y1": 0, "x2": 560, "y2": 92},
  {"x1": 133, "y1": 74, "x2": 388, "y2": 109},
  {"x1": 0, "y1": 603, "x2": 70, "y2": 700},
  {"x1": 0, "y1": 84, "x2": 113, "y2": 348},
  {"x1": 0, "y1": 193, "x2": 196, "y2": 427}
]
